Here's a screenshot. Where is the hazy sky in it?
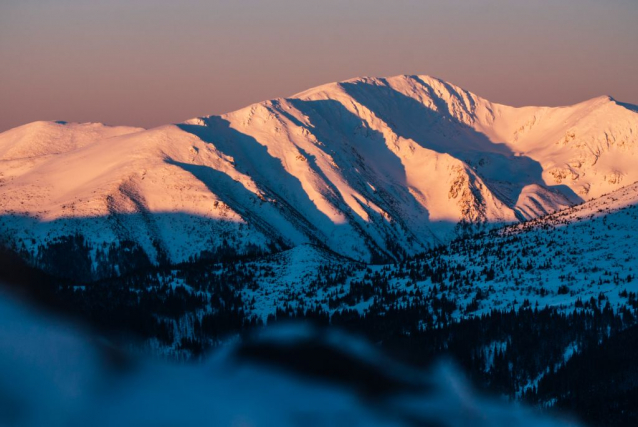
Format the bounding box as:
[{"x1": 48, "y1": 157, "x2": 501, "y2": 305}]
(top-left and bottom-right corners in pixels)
[{"x1": 1, "y1": 0, "x2": 637, "y2": 132}]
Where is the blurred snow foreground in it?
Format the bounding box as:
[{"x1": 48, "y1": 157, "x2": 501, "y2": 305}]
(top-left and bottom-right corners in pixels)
[{"x1": 0, "y1": 294, "x2": 576, "y2": 427}]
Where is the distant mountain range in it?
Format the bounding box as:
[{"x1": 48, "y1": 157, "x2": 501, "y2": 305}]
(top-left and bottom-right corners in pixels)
[{"x1": 1, "y1": 75, "x2": 637, "y2": 276}]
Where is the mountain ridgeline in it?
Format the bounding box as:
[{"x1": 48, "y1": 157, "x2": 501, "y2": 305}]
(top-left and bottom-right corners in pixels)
[{"x1": 1, "y1": 75, "x2": 638, "y2": 279}]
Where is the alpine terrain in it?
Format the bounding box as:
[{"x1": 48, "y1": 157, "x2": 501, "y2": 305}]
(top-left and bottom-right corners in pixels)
[
  {"x1": 1, "y1": 75, "x2": 638, "y2": 426},
  {"x1": 1, "y1": 75, "x2": 637, "y2": 278}
]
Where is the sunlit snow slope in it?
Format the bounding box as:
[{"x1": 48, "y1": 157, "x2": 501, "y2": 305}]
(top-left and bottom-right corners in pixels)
[{"x1": 1, "y1": 75, "x2": 637, "y2": 268}]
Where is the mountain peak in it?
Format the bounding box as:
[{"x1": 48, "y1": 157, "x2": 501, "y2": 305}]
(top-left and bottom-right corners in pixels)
[
  {"x1": 1, "y1": 75, "x2": 637, "y2": 271},
  {"x1": 581, "y1": 94, "x2": 615, "y2": 106}
]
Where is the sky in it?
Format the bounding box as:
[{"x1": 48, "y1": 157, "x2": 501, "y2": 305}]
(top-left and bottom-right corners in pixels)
[{"x1": 1, "y1": 0, "x2": 637, "y2": 132}]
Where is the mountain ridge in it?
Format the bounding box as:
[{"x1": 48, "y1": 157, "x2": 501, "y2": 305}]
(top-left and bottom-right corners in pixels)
[{"x1": 1, "y1": 75, "x2": 637, "y2": 274}]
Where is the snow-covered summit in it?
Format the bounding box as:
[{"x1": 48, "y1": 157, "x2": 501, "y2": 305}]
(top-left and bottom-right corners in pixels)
[{"x1": 1, "y1": 75, "x2": 637, "y2": 272}]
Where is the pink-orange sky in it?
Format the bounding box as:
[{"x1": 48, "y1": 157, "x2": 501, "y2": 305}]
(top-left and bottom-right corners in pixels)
[{"x1": 1, "y1": 0, "x2": 637, "y2": 132}]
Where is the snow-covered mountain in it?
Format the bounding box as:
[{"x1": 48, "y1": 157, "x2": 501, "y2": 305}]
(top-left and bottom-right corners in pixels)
[{"x1": 1, "y1": 75, "x2": 637, "y2": 272}]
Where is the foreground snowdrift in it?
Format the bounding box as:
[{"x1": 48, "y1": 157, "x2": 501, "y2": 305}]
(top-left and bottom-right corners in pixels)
[{"x1": 0, "y1": 292, "x2": 576, "y2": 427}]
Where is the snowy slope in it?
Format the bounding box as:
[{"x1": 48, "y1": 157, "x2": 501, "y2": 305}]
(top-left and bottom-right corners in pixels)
[
  {"x1": 1, "y1": 75, "x2": 637, "y2": 272},
  {"x1": 235, "y1": 181, "x2": 638, "y2": 321},
  {"x1": 404, "y1": 180, "x2": 638, "y2": 316},
  {"x1": 0, "y1": 121, "x2": 143, "y2": 161}
]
